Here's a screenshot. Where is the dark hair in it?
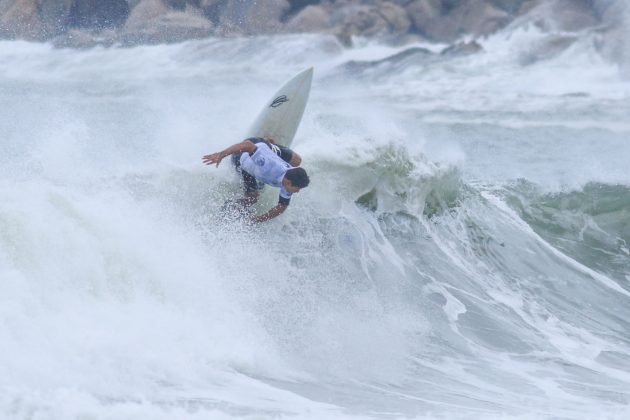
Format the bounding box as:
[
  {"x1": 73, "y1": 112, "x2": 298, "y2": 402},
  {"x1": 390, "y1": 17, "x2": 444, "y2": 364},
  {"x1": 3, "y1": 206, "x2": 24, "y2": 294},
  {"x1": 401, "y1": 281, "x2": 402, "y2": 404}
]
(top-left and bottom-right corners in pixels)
[{"x1": 285, "y1": 167, "x2": 310, "y2": 188}]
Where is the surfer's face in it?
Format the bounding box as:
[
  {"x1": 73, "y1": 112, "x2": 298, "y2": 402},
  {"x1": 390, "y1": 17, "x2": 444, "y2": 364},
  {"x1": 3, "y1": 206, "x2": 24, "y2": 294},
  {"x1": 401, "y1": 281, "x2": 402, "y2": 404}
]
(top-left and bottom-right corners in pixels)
[
  {"x1": 287, "y1": 184, "x2": 300, "y2": 194},
  {"x1": 284, "y1": 180, "x2": 301, "y2": 194}
]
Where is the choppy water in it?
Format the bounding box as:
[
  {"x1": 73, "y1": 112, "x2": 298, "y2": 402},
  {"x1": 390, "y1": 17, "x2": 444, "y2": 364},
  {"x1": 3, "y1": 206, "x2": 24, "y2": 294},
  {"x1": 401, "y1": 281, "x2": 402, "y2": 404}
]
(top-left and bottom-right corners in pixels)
[{"x1": 1, "y1": 23, "x2": 629, "y2": 420}]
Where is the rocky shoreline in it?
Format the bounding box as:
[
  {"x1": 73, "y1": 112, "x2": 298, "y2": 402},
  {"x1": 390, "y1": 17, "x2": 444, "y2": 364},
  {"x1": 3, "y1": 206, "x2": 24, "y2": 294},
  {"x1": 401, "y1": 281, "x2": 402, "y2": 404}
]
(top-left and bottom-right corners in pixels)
[{"x1": 0, "y1": 0, "x2": 626, "y2": 57}]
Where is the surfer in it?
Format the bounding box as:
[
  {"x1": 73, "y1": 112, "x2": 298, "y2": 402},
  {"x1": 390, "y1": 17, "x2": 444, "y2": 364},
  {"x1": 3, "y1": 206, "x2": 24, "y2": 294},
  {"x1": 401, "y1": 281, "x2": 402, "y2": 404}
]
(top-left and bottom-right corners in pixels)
[{"x1": 203, "y1": 137, "x2": 310, "y2": 223}]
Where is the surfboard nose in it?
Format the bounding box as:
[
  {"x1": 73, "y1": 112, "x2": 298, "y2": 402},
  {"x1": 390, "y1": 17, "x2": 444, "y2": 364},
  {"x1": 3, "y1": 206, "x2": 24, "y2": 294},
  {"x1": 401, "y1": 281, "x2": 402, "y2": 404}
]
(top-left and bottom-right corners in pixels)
[
  {"x1": 246, "y1": 67, "x2": 314, "y2": 147},
  {"x1": 299, "y1": 67, "x2": 314, "y2": 83}
]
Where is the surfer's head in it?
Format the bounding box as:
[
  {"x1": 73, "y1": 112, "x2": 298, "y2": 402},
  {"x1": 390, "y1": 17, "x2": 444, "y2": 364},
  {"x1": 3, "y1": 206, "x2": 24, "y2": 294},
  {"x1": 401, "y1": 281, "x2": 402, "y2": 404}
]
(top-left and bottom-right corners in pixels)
[{"x1": 283, "y1": 167, "x2": 310, "y2": 193}]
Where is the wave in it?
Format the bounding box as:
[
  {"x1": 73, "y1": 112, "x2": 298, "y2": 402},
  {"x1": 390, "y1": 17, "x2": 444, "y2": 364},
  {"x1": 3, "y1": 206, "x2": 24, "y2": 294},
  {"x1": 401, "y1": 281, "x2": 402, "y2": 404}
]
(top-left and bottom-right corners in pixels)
[
  {"x1": 1, "y1": 29, "x2": 630, "y2": 419},
  {"x1": 503, "y1": 181, "x2": 630, "y2": 286}
]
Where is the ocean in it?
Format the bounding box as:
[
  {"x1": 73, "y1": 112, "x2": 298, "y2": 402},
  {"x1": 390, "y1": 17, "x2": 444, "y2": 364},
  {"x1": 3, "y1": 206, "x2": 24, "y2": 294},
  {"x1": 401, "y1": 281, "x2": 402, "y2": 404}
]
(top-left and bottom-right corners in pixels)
[{"x1": 1, "y1": 24, "x2": 629, "y2": 420}]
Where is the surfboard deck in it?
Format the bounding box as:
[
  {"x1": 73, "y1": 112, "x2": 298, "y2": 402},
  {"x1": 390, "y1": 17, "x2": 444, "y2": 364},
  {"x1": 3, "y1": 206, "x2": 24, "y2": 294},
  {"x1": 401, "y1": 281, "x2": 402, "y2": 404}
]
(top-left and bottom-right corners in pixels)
[{"x1": 246, "y1": 67, "x2": 313, "y2": 148}]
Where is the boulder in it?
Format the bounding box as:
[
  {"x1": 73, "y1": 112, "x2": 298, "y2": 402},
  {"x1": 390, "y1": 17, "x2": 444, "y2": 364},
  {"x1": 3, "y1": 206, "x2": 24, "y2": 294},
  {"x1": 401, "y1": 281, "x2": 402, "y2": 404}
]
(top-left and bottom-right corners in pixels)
[
  {"x1": 320, "y1": 1, "x2": 412, "y2": 39},
  {"x1": 215, "y1": 0, "x2": 291, "y2": 35},
  {"x1": 408, "y1": 0, "x2": 511, "y2": 42},
  {"x1": 286, "y1": 5, "x2": 331, "y2": 32},
  {"x1": 0, "y1": 0, "x2": 46, "y2": 40},
  {"x1": 378, "y1": 2, "x2": 412, "y2": 34},
  {"x1": 199, "y1": 0, "x2": 223, "y2": 23},
  {"x1": 38, "y1": 0, "x2": 72, "y2": 35},
  {"x1": 52, "y1": 28, "x2": 118, "y2": 48},
  {"x1": 518, "y1": 0, "x2": 599, "y2": 31},
  {"x1": 121, "y1": 0, "x2": 213, "y2": 44},
  {"x1": 343, "y1": 46, "x2": 433, "y2": 73},
  {"x1": 449, "y1": 0, "x2": 511, "y2": 38},
  {"x1": 440, "y1": 40, "x2": 484, "y2": 57},
  {"x1": 406, "y1": 0, "x2": 448, "y2": 40},
  {"x1": 68, "y1": 0, "x2": 130, "y2": 29},
  {"x1": 335, "y1": 4, "x2": 391, "y2": 37}
]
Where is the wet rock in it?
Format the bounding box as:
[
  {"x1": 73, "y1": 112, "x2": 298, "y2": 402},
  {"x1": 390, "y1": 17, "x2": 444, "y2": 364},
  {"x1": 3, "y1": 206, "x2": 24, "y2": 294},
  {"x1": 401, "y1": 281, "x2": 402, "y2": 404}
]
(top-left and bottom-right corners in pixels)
[
  {"x1": 440, "y1": 40, "x2": 483, "y2": 56},
  {"x1": 448, "y1": 0, "x2": 511, "y2": 38},
  {"x1": 405, "y1": 0, "x2": 444, "y2": 39},
  {"x1": 39, "y1": 0, "x2": 72, "y2": 35},
  {"x1": 286, "y1": 5, "x2": 331, "y2": 32},
  {"x1": 344, "y1": 46, "x2": 434, "y2": 73},
  {"x1": 199, "y1": 0, "x2": 223, "y2": 23},
  {"x1": 332, "y1": 4, "x2": 391, "y2": 37},
  {"x1": 68, "y1": 0, "x2": 129, "y2": 29},
  {"x1": 215, "y1": 0, "x2": 291, "y2": 35},
  {"x1": 342, "y1": 40, "x2": 483, "y2": 75},
  {"x1": 286, "y1": 1, "x2": 412, "y2": 44},
  {"x1": 120, "y1": 0, "x2": 213, "y2": 44},
  {"x1": 335, "y1": 1, "x2": 413, "y2": 38},
  {"x1": 518, "y1": 0, "x2": 599, "y2": 32},
  {"x1": 0, "y1": 0, "x2": 47, "y2": 40},
  {"x1": 52, "y1": 28, "x2": 117, "y2": 49},
  {"x1": 379, "y1": 2, "x2": 412, "y2": 34},
  {"x1": 407, "y1": 0, "x2": 510, "y2": 42}
]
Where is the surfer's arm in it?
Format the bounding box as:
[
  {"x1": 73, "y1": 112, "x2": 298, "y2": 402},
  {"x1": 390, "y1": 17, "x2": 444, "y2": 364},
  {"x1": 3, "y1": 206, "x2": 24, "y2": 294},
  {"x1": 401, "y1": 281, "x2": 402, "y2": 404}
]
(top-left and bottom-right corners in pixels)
[
  {"x1": 202, "y1": 140, "x2": 257, "y2": 167},
  {"x1": 251, "y1": 203, "x2": 288, "y2": 224}
]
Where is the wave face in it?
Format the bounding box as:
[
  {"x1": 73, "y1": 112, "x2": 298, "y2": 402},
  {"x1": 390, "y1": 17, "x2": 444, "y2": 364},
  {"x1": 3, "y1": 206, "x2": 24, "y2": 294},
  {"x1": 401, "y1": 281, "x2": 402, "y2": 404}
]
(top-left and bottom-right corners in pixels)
[{"x1": 1, "y1": 26, "x2": 630, "y2": 420}]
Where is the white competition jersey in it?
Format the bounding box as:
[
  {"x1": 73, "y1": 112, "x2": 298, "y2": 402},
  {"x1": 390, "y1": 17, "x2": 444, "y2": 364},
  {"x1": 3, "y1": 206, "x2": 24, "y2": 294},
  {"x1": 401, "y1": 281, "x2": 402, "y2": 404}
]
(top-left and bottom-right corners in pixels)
[{"x1": 239, "y1": 143, "x2": 293, "y2": 199}]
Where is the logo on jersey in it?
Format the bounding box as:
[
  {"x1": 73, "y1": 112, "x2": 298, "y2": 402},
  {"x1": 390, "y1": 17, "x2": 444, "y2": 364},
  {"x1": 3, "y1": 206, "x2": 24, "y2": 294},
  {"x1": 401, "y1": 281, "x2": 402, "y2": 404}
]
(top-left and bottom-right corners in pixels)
[
  {"x1": 255, "y1": 156, "x2": 266, "y2": 166},
  {"x1": 270, "y1": 95, "x2": 289, "y2": 108}
]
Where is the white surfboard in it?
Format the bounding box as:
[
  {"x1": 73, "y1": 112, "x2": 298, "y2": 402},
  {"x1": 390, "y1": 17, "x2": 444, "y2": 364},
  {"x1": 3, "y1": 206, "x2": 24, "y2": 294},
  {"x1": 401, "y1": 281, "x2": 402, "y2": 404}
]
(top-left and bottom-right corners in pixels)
[{"x1": 246, "y1": 67, "x2": 313, "y2": 148}]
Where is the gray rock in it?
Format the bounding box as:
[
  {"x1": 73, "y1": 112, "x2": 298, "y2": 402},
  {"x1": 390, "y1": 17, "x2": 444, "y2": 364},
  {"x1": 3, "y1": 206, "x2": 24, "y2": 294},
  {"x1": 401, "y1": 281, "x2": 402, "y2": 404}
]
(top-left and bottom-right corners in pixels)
[
  {"x1": 52, "y1": 28, "x2": 118, "y2": 49},
  {"x1": 199, "y1": 0, "x2": 223, "y2": 22},
  {"x1": 215, "y1": 0, "x2": 291, "y2": 35},
  {"x1": 68, "y1": 0, "x2": 129, "y2": 29},
  {"x1": 332, "y1": 4, "x2": 390, "y2": 37},
  {"x1": 378, "y1": 2, "x2": 412, "y2": 34},
  {"x1": 343, "y1": 46, "x2": 434, "y2": 73},
  {"x1": 448, "y1": 0, "x2": 511, "y2": 38},
  {"x1": 341, "y1": 40, "x2": 483, "y2": 76},
  {"x1": 440, "y1": 40, "x2": 484, "y2": 56},
  {"x1": 407, "y1": 0, "x2": 509, "y2": 41},
  {"x1": 286, "y1": 5, "x2": 331, "y2": 32},
  {"x1": 323, "y1": 1, "x2": 413, "y2": 39},
  {"x1": 121, "y1": 0, "x2": 213, "y2": 44},
  {"x1": 39, "y1": 0, "x2": 72, "y2": 35},
  {"x1": 0, "y1": 0, "x2": 47, "y2": 40},
  {"x1": 406, "y1": 0, "x2": 447, "y2": 40},
  {"x1": 518, "y1": 0, "x2": 599, "y2": 31}
]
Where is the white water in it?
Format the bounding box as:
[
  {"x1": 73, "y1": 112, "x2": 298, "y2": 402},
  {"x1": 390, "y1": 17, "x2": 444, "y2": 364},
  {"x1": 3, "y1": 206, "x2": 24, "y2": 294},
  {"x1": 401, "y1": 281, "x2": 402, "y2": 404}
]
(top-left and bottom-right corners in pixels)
[{"x1": 1, "y1": 23, "x2": 630, "y2": 420}]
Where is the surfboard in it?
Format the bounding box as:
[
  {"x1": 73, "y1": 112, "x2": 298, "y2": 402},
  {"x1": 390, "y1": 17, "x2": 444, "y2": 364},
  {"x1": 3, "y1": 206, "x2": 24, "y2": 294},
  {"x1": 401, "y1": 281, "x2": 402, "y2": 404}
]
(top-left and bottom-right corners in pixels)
[{"x1": 245, "y1": 67, "x2": 313, "y2": 148}]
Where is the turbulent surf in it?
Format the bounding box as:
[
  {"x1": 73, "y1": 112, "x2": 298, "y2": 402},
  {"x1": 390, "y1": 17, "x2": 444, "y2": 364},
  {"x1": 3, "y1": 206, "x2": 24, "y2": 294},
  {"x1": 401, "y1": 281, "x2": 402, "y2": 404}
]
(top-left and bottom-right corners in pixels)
[{"x1": 0, "y1": 21, "x2": 629, "y2": 420}]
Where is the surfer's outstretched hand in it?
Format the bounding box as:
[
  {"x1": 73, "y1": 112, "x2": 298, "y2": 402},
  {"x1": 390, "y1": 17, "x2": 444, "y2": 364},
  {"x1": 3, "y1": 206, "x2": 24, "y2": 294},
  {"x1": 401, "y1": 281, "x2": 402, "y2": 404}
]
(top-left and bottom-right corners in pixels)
[{"x1": 202, "y1": 152, "x2": 224, "y2": 167}]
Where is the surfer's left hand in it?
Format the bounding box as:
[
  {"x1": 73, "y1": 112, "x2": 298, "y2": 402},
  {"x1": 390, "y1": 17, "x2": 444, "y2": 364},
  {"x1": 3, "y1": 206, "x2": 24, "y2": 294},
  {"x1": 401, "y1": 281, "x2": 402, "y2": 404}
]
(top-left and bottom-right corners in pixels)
[{"x1": 202, "y1": 152, "x2": 224, "y2": 167}]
